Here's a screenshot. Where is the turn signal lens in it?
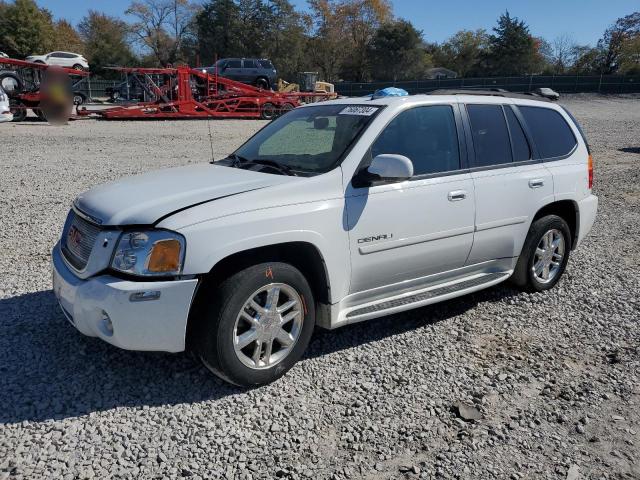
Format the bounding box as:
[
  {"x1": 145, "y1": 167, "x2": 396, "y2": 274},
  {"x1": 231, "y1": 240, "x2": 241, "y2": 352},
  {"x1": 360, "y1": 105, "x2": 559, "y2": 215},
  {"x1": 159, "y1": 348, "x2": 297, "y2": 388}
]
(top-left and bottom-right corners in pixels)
[
  {"x1": 588, "y1": 154, "x2": 593, "y2": 189},
  {"x1": 146, "y1": 239, "x2": 182, "y2": 273}
]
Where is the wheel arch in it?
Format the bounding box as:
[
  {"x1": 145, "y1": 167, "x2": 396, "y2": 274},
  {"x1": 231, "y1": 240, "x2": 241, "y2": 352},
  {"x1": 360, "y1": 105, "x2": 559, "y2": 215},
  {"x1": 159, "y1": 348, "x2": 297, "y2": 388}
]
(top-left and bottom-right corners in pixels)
[
  {"x1": 185, "y1": 241, "x2": 331, "y2": 350},
  {"x1": 532, "y1": 200, "x2": 579, "y2": 249}
]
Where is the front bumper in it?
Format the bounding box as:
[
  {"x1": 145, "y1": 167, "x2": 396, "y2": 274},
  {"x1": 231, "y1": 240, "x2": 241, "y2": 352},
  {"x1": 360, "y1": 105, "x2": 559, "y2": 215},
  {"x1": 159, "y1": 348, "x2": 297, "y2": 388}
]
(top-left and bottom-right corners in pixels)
[
  {"x1": 51, "y1": 243, "x2": 198, "y2": 352},
  {"x1": 0, "y1": 112, "x2": 13, "y2": 123}
]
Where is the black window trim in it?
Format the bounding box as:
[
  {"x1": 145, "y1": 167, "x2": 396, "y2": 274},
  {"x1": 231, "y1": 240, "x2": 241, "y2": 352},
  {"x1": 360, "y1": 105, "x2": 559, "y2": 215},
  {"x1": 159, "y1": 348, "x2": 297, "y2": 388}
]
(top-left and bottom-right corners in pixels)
[
  {"x1": 502, "y1": 104, "x2": 533, "y2": 163},
  {"x1": 512, "y1": 104, "x2": 579, "y2": 163},
  {"x1": 352, "y1": 102, "x2": 470, "y2": 187}
]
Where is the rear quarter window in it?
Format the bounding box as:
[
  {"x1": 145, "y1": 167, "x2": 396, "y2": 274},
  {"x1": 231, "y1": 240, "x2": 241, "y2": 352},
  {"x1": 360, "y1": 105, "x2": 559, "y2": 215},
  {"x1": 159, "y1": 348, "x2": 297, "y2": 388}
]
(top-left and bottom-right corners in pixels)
[{"x1": 518, "y1": 106, "x2": 577, "y2": 159}]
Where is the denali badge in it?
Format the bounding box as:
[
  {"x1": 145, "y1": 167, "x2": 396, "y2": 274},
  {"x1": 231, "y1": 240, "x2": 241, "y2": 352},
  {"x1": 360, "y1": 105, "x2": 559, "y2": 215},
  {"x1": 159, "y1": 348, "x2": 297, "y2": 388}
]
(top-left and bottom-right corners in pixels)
[
  {"x1": 67, "y1": 226, "x2": 83, "y2": 249},
  {"x1": 358, "y1": 233, "x2": 393, "y2": 244}
]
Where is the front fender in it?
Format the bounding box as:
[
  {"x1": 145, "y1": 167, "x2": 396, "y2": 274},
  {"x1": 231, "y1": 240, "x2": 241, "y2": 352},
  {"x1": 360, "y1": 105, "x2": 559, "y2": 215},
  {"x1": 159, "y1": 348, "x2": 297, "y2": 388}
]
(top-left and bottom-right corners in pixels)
[{"x1": 165, "y1": 199, "x2": 350, "y2": 303}]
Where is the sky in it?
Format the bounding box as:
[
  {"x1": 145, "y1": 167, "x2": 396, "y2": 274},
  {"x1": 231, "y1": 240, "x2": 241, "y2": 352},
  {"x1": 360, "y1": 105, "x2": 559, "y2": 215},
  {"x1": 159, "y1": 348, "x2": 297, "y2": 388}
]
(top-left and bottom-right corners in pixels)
[{"x1": 37, "y1": 0, "x2": 638, "y2": 47}]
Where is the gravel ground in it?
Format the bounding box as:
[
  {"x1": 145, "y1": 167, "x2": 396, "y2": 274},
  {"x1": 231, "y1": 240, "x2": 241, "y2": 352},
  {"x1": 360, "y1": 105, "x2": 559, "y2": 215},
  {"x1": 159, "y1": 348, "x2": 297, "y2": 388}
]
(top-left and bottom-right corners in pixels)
[{"x1": 0, "y1": 95, "x2": 639, "y2": 480}]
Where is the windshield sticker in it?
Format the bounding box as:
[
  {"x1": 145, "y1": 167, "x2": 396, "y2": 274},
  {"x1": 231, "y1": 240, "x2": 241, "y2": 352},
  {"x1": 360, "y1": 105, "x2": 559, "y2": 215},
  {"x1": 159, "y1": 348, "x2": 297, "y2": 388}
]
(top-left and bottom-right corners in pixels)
[{"x1": 339, "y1": 106, "x2": 379, "y2": 116}]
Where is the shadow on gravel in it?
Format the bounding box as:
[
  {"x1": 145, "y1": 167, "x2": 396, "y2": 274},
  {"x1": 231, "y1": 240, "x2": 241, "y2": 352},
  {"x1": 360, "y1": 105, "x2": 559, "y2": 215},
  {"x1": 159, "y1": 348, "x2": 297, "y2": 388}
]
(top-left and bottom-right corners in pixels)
[
  {"x1": 0, "y1": 285, "x2": 519, "y2": 424},
  {"x1": 618, "y1": 147, "x2": 640, "y2": 154}
]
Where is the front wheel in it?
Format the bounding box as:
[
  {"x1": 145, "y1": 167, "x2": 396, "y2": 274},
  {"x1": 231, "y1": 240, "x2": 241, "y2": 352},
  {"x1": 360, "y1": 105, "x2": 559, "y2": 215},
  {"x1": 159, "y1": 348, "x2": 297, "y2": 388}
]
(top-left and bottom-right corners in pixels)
[
  {"x1": 511, "y1": 215, "x2": 571, "y2": 292},
  {"x1": 195, "y1": 262, "x2": 315, "y2": 387}
]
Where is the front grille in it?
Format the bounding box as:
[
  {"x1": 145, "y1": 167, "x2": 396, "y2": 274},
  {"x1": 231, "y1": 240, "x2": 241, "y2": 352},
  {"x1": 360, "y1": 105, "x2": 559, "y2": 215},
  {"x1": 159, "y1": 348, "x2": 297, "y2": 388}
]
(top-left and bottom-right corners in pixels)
[{"x1": 61, "y1": 211, "x2": 101, "y2": 270}]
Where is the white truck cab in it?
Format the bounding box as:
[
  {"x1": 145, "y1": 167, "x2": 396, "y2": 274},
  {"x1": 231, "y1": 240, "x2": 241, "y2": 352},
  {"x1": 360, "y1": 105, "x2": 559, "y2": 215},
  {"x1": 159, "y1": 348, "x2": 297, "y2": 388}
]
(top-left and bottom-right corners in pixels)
[{"x1": 52, "y1": 91, "x2": 598, "y2": 386}]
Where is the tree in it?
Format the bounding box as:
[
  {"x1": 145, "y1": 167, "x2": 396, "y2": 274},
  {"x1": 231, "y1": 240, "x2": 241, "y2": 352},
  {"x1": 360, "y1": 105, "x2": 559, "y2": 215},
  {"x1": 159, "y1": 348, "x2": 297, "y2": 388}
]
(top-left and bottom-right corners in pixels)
[
  {"x1": 570, "y1": 45, "x2": 601, "y2": 75},
  {"x1": 436, "y1": 29, "x2": 489, "y2": 77},
  {"x1": 0, "y1": 0, "x2": 57, "y2": 57},
  {"x1": 126, "y1": 0, "x2": 199, "y2": 66},
  {"x1": 483, "y1": 11, "x2": 539, "y2": 75},
  {"x1": 598, "y1": 11, "x2": 640, "y2": 74},
  {"x1": 547, "y1": 34, "x2": 577, "y2": 74},
  {"x1": 197, "y1": 0, "x2": 242, "y2": 63},
  {"x1": 79, "y1": 11, "x2": 138, "y2": 74},
  {"x1": 618, "y1": 35, "x2": 640, "y2": 74},
  {"x1": 307, "y1": 0, "x2": 350, "y2": 82},
  {"x1": 52, "y1": 20, "x2": 84, "y2": 54},
  {"x1": 368, "y1": 20, "x2": 431, "y2": 81}
]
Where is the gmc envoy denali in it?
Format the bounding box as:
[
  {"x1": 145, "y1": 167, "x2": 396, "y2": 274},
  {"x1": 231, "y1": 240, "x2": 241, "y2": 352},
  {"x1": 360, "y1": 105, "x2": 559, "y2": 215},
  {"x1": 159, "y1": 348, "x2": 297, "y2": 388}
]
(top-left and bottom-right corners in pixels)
[{"x1": 52, "y1": 92, "x2": 597, "y2": 386}]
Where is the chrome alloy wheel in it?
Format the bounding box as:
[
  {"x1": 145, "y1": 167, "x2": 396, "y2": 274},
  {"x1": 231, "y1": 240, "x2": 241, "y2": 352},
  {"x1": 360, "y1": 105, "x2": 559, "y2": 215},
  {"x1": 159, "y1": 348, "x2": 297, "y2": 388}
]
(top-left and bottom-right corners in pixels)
[
  {"x1": 532, "y1": 228, "x2": 565, "y2": 284},
  {"x1": 233, "y1": 283, "x2": 303, "y2": 370}
]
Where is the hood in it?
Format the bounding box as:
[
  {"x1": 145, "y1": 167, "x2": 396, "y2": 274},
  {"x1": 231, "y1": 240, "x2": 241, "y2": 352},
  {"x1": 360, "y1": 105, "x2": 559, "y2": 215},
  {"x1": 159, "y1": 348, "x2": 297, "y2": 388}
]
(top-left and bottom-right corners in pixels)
[{"x1": 75, "y1": 164, "x2": 295, "y2": 226}]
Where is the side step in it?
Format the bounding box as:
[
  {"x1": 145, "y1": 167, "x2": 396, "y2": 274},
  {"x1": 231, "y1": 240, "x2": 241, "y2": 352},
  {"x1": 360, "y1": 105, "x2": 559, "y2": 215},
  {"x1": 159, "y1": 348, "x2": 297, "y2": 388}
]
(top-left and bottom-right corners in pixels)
[{"x1": 343, "y1": 272, "x2": 510, "y2": 322}]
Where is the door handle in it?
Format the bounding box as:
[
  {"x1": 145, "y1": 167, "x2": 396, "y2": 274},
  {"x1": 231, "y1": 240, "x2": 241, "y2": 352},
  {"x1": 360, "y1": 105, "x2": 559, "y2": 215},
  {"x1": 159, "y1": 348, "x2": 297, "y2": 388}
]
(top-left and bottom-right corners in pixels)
[
  {"x1": 448, "y1": 190, "x2": 467, "y2": 201},
  {"x1": 528, "y1": 179, "x2": 545, "y2": 189}
]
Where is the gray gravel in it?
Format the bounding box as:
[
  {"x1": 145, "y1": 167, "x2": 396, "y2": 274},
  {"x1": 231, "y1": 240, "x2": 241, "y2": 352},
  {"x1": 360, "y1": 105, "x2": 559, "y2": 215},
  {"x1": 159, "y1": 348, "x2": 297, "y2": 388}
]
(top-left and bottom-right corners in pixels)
[{"x1": 1, "y1": 96, "x2": 639, "y2": 479}]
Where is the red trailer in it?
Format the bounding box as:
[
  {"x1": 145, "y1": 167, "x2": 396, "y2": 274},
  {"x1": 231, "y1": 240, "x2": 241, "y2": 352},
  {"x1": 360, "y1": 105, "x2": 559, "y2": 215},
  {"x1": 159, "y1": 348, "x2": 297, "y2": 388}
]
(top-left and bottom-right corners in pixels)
[
  {"x1": 0, "y1": 57, "x2": 89, "y2": 121},
  {"x1": 78, "y1": 65, "x2": 333, "y2": 120}
]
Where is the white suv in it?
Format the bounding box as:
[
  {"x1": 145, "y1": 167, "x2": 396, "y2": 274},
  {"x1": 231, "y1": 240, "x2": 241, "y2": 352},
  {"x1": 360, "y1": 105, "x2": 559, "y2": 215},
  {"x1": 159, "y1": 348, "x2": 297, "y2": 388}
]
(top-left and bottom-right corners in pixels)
[
  {"x1": 26, "y1": 51, "x2": 89, "y2": 70},
  {"x1": 52, "y1": 92, "x2": 598, "y2": 386},
  {"x1": 0, "y1": 86, "x2": 13, "y2": 122}
]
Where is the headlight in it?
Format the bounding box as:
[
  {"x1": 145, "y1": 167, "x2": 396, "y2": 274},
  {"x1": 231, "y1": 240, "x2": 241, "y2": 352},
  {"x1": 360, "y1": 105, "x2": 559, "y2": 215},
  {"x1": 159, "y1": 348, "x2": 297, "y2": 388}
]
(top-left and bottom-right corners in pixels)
[{"x1": 111, "y1": 230, "x2": 185, "y2": 277}]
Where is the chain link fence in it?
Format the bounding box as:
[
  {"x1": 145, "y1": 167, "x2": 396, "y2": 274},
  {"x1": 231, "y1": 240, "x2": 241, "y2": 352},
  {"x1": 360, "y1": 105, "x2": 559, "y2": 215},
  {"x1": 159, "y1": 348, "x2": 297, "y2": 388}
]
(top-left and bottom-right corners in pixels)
[{"x1": 334, "y1": 74, "x2": 640, "y2": 97}]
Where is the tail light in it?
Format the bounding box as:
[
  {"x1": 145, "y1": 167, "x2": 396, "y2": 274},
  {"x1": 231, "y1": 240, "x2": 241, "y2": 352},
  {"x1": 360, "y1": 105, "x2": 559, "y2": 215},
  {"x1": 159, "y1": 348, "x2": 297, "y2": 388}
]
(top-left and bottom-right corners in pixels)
[{"x1": 588, "y1": 154, "x2": 593, "y2": 189}]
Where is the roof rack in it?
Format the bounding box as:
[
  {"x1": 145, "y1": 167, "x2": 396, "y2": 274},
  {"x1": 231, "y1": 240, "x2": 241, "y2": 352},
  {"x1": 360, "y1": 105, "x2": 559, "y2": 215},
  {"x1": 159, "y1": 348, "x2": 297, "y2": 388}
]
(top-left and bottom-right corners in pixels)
[{"x1": 428, "y1": 88, "x2": 551, "y2": 102}]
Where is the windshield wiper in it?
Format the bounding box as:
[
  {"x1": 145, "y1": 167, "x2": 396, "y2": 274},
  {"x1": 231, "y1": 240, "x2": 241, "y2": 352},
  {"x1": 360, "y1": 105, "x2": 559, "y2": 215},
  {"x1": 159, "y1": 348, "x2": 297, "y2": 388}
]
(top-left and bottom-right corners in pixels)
[{"x1": 222, "y1": 154, "x2": 297, "y2": 176}]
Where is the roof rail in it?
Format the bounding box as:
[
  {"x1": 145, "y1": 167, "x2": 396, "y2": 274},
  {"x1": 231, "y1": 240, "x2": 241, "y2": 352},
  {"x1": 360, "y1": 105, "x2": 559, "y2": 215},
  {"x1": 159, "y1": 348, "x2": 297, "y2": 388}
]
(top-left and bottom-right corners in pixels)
[{"x1": 428, "y1": 88, "x2": 551, "y2": 102}]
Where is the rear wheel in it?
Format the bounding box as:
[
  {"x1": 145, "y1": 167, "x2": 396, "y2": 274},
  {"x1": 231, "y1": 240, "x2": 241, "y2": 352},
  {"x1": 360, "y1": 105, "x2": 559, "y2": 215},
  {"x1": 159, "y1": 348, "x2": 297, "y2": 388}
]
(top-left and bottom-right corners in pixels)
[
  {"x1": 255, "y1": 77, "x2": 269, "y2": 90},
  {"x1": 73, "y1": 93, "x2": 86, "y2": 105},
  {"x1": 194, "y1": 262, "x2": 315, "y2": 387},
  {"x1": 72, "y1": 64, "x2": 85, "y2": 71},
  {"x1": 260, "y1": 102, "x2": 277, "y2": 120},
  {"x1": 511, "y1": 215, "x2": 571, "y2": 292}
]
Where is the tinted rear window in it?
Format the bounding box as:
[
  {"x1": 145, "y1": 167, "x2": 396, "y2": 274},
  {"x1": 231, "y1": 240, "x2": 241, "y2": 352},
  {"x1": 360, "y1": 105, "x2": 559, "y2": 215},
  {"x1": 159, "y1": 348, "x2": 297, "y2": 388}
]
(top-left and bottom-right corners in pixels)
[
  {"x1": 518, "y1": 106, "x2": 577, "y2": 159},
  {"x1": 505, "y1": 107, "x2": 531, "y2": 162},
  {"x1": 243, "y1": 59, "x2": 257, "y2": 68},
  {"x1": 467, "y1": 104, "x2": 512, "y2": 167}
]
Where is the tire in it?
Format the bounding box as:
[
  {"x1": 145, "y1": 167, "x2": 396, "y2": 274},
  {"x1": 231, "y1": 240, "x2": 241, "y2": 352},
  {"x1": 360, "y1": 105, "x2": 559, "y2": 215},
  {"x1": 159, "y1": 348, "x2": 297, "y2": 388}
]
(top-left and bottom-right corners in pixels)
[
  {"x1": 10, "y1": 102, "x2": 26, "y2": 122},
  {"x1": 73, "y1": 93, "x2": 86, "y2": 105},
  {"x1": 34, "y1": 109, "x2": 46, "y2": 121},
  {"x1": 255, "y1": 77, "x2": 269, "y2": 90},
  {"x1": 280, "y1": 103, "x2": 295, "y2": 115},
  {"x1": 260, "y1": 102, "x2": 277, "y2": 120},
  {"x1": 0, "y1": 71, "x2": 23, "y2": 96},
  {"x1": 510, "y1": 215, "x2": 571, "y2": 292},
  {"x1": 194, "y1": 262, "x2": 315, "y2": 387},
  {"x1": 72, "y1": 64, "x2": 85, "y2": 71}
]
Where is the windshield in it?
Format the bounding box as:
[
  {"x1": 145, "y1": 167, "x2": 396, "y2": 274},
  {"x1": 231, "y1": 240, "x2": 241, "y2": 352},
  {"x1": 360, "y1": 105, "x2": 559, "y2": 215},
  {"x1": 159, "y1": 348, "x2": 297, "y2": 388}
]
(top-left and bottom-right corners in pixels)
[{"x1": 230, "y1": 104, "x2": 381, "y2": 175}]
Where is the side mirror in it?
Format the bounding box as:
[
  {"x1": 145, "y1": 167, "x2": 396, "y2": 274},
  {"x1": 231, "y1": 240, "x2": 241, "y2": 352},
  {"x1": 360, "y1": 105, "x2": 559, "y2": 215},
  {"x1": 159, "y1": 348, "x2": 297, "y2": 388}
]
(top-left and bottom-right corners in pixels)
[{"x1": 353, "y1": 154, "x2": 413, "y2": 188}]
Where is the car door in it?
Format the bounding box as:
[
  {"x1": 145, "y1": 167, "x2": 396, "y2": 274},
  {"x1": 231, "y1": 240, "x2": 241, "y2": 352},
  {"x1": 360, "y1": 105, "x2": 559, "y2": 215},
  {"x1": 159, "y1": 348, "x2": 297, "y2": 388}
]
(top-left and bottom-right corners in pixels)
[
  {"x1": 463, "y1": 103, "x2": 555, "y2": 265},
  {"x1": 242, "y1": 59, "x2": 259, "y2": 83},
  {"x1": 223, "y1": 59, "x2": 243, "y2": 81},
  {"x1": 47, "y1": 52, "x2": 63, "y2": 66},
  {"x1": 345, "y1": 104, "x2": 476, "y2": 294}
]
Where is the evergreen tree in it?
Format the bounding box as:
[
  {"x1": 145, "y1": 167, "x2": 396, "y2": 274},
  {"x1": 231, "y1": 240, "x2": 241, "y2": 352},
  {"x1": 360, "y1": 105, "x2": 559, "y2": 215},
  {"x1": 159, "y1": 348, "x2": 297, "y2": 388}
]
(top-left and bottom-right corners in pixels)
[
  {"x1": 0, "y1": 0, "x2": 57, "y2": 57},
  {"x1": 483, "y1": 11, "x2": 539, "y2": 75}
]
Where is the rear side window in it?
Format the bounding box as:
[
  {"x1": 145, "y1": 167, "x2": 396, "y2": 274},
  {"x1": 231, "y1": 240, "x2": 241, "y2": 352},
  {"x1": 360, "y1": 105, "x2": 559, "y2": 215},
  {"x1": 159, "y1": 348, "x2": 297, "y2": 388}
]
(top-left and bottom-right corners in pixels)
[
  {"x1": 518, "y1": 106, "x2": 577, "y2": 159},
  {"x1": 259, "y1": 60, "x2": 274, "y2": 69},
  {"x1": 371, "y1": 105, "x2": 460, "y2": 176},
  {"x1": 467, "y1": 104, "x2": 512, "y2": 167},
  {"x1": 505, "y1": 107, "x2": 531, "y2": 162},
  {"x1": 243, "y1": 59, "x2": 257, "y2": 68}
]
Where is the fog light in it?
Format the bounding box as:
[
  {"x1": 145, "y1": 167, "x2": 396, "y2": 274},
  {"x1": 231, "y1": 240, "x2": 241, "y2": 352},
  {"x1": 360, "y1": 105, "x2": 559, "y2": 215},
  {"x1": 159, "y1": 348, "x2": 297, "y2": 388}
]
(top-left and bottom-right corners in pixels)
[{"x1": 100, "y1": 311, "x2": 114, "y2": 337}]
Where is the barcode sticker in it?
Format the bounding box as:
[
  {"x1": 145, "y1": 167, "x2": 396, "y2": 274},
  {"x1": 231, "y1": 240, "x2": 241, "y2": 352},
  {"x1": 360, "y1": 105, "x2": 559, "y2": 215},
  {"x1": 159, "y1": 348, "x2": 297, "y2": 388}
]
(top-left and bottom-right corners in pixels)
[{"x1": 339, "y1": 106, "x2": 379, "y2": 116}]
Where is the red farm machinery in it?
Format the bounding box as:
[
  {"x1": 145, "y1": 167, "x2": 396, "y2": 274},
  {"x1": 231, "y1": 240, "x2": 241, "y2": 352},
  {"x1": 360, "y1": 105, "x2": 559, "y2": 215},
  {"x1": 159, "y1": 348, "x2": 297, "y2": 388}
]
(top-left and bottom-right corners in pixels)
[
  {"x1": 78, "y1": 65, "x2": 336, "y2": 120},
  {"x1": 0, "y1": 56, "x2": 89, "y2": 122}
]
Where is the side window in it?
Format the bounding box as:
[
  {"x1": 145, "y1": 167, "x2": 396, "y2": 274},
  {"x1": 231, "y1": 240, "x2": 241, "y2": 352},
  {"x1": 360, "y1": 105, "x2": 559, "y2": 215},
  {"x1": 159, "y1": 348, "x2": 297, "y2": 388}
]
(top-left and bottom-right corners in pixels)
[
  {"x1": 467, "y1": 104, "x2": 512, "y2": 167},
  {"x1": 227, "y1": 59, "x2": 242, "y2": 68},
  {"x1": 50, "y1": 52, "x2": 63, "y2": 58},
  {"x1": 371, "y1": 105, "x2": 460, "y2": 176},
  {"x1": 518, "y1": 106, "x2": 577, "y2": 159},
  {"x1": 243, "y1": 59, "x2": 257, "y2": 69},
  {"x1": 505, "y1": 107, "x2": 531, "y2": 162}
]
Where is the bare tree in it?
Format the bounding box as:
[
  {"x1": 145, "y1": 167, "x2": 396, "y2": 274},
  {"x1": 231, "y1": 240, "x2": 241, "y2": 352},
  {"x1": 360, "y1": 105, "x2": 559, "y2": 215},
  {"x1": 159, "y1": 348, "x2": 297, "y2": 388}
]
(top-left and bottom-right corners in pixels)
[
  {"x1": 550, "y1": 34, "x2": 577, "y2": 73},
  {"x1": 126, "y1": 0, "x2": 199, "y2": 66}
]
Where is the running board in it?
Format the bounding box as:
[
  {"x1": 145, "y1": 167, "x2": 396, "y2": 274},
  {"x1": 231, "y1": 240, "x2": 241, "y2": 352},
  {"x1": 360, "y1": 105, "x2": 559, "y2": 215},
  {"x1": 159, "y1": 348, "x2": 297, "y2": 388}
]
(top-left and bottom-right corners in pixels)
[{"x1": 340, "y1": 272, "x2": 511, "y2": 325}]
